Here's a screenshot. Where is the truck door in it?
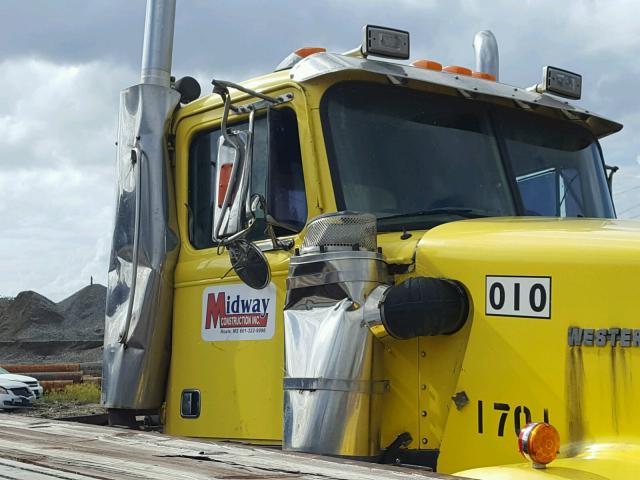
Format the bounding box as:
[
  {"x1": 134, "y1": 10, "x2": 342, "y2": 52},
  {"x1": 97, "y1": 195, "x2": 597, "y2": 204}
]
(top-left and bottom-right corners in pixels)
[{"x1": 166, "y1": 95, "x2": 310, "y2": 443}]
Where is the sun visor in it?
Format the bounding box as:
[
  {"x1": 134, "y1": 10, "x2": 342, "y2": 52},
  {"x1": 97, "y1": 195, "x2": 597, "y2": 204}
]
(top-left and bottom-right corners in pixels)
[{"x1": 290, "y1": 53, "x2": 622, "y2": 139}]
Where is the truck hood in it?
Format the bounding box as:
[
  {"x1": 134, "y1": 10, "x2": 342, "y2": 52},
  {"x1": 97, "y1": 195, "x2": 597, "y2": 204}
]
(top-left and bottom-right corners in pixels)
[
  {"x1": 408, "y1": 217, "x2": 640, "y2": 472},
  {"x1": 421, "y1": 217, "x2": 640, "y2": 259}
]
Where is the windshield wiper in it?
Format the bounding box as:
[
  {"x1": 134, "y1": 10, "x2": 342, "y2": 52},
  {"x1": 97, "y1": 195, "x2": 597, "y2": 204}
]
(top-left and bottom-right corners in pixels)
[{"x1": 378, "y1": 207, "x2": 496, "y2": 221}]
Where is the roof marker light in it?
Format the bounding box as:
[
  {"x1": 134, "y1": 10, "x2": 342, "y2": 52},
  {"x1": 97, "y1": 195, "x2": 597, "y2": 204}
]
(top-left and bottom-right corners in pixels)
[
  {"x1": 411, "y1": 60, "x2": 442, "y2": 71},
  {"x1": 275, "y1": 47, "x2": 326, "y2": 71},
  {"x1": 362, "y1": 25, "x2": 410, "y2": 59},
  {"x1": 443, "y1": 65, "x2": 472, "y2": 76},
  {"x1": 518, "y1": 422, "x2": 560, "y2": 469},
  {"x1": 472, "y1": 71, "x2": 496, "y2": 81},
  {"x1": 527, "y1": 66, "x2": 582, "y2": 100},
  {"x1": 295, "y1": 47, "x2": 326, "y2": 58}
]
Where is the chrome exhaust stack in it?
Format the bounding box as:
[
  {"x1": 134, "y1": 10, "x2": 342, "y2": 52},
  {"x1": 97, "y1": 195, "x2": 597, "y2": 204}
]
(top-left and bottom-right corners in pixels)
[
  {"x1": 283, "y1": 212, "x2": 390, "y2": 457},
  {"x1": 473, "y1": 30, "x2": 499, "y2": 81},
  {"x1": 102, "y1": 0, "x2": 181, "y2": 414},
  {"x1": 140, "y1": 0, "x2": 176, "y2": 86}
]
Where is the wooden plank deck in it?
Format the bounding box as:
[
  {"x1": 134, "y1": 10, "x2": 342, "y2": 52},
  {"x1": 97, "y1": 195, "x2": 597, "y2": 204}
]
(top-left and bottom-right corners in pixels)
[{"x1": 0, "y1": 414, "x2": 462, "y2": 479}]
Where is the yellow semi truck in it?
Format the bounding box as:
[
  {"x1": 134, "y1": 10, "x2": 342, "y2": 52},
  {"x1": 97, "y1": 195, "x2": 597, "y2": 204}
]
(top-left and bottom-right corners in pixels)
[{"x1": 102, "y1": 1, "x2": 640, "y2": 478}]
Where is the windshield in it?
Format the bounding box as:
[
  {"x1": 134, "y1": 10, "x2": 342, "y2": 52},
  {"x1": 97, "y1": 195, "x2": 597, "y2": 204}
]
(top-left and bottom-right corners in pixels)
[
  {"x1": 320, "y1": 82, "x2": 614, "y2": 231},
  {"x1": 0, "y1": 368, "x2": 8, "y2": 374}
]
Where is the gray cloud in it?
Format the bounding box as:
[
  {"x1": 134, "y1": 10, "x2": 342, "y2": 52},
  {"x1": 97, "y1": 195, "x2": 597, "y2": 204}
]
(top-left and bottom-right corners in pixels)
[
  {"x1": 0, "y1": 57, "x2": 132, "y2": 299},
  {"x1": 1, "y1": 0, "x2": 639, "y2": 300}
]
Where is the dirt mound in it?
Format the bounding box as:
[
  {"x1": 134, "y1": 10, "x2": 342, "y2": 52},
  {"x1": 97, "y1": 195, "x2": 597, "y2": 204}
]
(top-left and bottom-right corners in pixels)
[
  {"x1": 58, "y1": 284, "x2": 106, "y2": 339},
  {"x1": 0, "y1": 285, "x2": 106, "y2": 364},
  {"x1": 1, "y1": 291, "x2": 64, "y2": 340}
]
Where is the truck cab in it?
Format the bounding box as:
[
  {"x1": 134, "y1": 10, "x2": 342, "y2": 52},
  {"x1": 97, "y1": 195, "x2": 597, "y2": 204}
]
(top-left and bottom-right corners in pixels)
[{"x1": 102, "y1": 12, "x2": 640, "y2": 479}]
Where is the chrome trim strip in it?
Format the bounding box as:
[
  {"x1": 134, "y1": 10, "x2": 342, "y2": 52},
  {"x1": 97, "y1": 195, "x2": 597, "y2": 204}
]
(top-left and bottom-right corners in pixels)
[{"x1": 284, "y1": 378, "x2": 389, "y2": 394}]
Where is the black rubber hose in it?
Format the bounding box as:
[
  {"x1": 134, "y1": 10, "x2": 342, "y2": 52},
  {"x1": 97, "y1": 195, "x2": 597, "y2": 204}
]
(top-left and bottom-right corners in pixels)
[{"x1": 380, "y1": 277, "x2": 469, "y2": 339}]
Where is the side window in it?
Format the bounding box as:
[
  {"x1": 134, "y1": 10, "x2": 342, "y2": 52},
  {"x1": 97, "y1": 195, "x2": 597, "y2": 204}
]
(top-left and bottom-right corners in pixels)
[
  {"x1": 267, "y1": 108, "x2": 307, "y2": 234},
  {"x1": 516, "y1": 167, "x2": 585, "y2": 216},
  {"x1": 517, "y1": 168, "x2": 558, "y2": 216},
  {"x1": 188, "y1": 108, "x2": 306, "y2": 249}
]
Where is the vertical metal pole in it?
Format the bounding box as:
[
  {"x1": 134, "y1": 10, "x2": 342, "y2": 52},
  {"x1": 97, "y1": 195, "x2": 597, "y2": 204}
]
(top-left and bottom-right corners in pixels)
[
  {"x1": 140, "y1": 0, "x2": 176, "y2": 87},
  {"x1": 473, "y1": 30, "x2": 499, "y2": 81}
]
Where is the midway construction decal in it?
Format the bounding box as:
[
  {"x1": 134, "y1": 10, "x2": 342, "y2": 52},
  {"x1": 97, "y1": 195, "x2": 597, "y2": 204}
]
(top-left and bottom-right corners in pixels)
[{"x1": 201, "y1": 283, "x2": 276, "y2": 341}]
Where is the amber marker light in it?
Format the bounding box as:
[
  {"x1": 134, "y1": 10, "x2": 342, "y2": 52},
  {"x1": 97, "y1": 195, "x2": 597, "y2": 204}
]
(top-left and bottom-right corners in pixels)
[
  {"x1": 443, "y1": 65, "x2": 472, "y2": 76},
  {"x1": 411, "y1": 60, "x2": 442, "y2": 71},
  {"x1": 472, "y1": 71, "x2": 496, "y2": 81},
  {"x1": 518, "y1": 422, "x2": 560, "y2": 469},
  {"x1": 294, "y1": 47, "x2": 326, "y2": 58}
]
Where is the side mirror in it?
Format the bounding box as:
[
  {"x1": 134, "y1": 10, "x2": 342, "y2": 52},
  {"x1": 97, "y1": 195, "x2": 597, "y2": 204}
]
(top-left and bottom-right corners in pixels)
[
  {"x1": 228, "y1": 238, "x2": 271, "y2": 289},
  {"x1": 212, "y1": 94, "x2": 256, "y2": 244}
]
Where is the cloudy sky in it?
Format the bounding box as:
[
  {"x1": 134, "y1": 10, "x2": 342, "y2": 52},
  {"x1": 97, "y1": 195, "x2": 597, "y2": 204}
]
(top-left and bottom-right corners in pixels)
[{"x1": 1, "y1": 0, "x2": 639, "y2": 301}]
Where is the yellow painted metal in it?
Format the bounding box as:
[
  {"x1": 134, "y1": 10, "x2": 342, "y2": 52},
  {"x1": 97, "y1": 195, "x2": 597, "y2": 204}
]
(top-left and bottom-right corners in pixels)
[
  {"x1": 164, "y1": 72, "x2": 383, "y2": 442},
  {"x1": 163, "y1": 65, "x2": 640, "y2": 478},
  {"x1": 165, "y1": 81, "x2": 322, "y2": 442},
  {"x1": 457, "y1": 443, "x2": 640, "y2": 479},
  {"x1": 416, "y1": 218, "x2": 640, "y2": 474},
  {"x1": 376, "y1": 231, "x2": 424, "y2": 448}
]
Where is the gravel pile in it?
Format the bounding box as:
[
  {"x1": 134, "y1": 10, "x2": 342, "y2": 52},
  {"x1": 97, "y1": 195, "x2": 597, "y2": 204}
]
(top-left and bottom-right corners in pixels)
[
  {"x1": 15, "y1": 401, "x2": 106, "y2": 420},
  {"x1": 0, "y1": 285, "x2": 106, "y2": 364}
]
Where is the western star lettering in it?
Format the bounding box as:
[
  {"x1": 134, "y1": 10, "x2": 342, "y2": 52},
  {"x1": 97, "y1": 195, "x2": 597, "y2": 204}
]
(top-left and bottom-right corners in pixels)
[
  {"x1": 205, "y1": 292, "x2": 270, "y2": 330},
  {"x1": 568, "y1": 327, "x2": 640, "y2": 347}
]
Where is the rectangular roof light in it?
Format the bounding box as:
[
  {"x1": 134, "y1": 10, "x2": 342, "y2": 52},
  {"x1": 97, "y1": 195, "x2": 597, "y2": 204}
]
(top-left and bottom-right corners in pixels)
[
  {"x1": 362, "y1": 25, "x2": 410, "y2": 60},
  {"x1": 541, "y1": 66, "x2": 582, "y2": 100}
]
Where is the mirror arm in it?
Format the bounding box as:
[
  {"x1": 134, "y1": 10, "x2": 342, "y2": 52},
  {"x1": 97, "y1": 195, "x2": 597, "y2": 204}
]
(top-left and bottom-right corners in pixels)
[
  {"x1": 213, "y1": 84, "x2": 241, "y2": 147},
  {"x1": 211, "y1": 87, "x2": 234, "y2": 242},
  {"x1": 212, "y1": 79, "x2": 279, "y2": 104},
  {"x1": 266, "y1": 223, "x2": 294, "y2": 251},
  {"x1": 216, "y1": 88, "x2": 235, "y2": 145},
  {"x1": 250, "y1": 196, "x2": 293, "y2": 252},
  {"x1": 224, "y1": 110, "x2": 257, "y2": 244},
  {"x1": 264, "y1": 213, "x2": 294, "y2": 251},
  {"x1": 266, "y1": 222, "x2": 279, "y2": 250},
  {"x1": 605, "y1": 164, "x2": 619, "y2": 193},
  {"x1": 244, "y1": 111, "x2": 255, "y2": 220},
  {"x1": 211, "y1": 81, "x2": 292, "y2": 248},
  {"x1": 212, "y1": 87, "x2": 254, "y2": 245},
  {"x1": 214, "y1": 110, "x2": 258, "y2": 246}
]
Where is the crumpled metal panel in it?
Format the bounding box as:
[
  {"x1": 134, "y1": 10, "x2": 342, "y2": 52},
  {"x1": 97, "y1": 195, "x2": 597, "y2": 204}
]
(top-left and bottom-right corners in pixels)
[
  {"x1": 284, "y1": 299, "x2": 381, "y2": 457},
  {"x1": 284, "y1": 250, "x2": 389, "y2": 457},
  {"x1": 102, "y1": 83, "x2": 180, "y2": 410}
]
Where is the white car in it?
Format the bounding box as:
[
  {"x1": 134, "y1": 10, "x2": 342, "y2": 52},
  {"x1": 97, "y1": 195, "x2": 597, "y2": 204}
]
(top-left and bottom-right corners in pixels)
[
  {"x1": 0, "y1": 367, "x2": 44, "y2": 398},
  {"x1": 0, "y1": 378, "x2": 35, "y2": 410}
]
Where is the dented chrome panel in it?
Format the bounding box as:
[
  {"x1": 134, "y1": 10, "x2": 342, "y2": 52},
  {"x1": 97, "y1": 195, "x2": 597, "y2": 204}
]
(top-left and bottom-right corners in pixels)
[
  {"x1": 102, "y1": 83, "x2": 180, "y2": 410},
  {"x1": 284, "y1": 248, "x2": 390, "y2": 457}
]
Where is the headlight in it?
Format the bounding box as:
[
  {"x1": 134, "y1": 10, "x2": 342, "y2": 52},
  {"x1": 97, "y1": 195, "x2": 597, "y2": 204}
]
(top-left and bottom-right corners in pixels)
[{"x1": 0, "y1": 386, "x2": 7, "y2": 394}]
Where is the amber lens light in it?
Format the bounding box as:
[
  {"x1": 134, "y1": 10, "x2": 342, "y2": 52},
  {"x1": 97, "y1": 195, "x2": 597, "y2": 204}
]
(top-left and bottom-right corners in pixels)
[
  {"x1": 472, "y1": 71, "x2": 496, "y2": 81},
  {"x1": 443, "y1": 65, "x2": 472, "y2": 76},
  {"x1": 217, "y1": 164, "x2": 233, "y2": 208},
  {"x1": 294, "y1": 47, "x2": 326, "y2": 58},
  {"x1": 518, "y1": 422, "x2": 560, "y2": 467},
  {"x1": 411, "y1": 60, "x2": 442, "y2": 71}
]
